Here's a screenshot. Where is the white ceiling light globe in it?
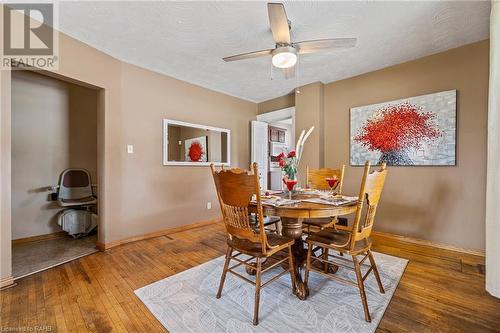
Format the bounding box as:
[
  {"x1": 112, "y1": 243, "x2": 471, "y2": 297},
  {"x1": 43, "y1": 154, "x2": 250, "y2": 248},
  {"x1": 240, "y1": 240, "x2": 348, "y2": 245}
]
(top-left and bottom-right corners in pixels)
[{"x1": 271, "y1": 46, "x2": 297, "y2": 69}]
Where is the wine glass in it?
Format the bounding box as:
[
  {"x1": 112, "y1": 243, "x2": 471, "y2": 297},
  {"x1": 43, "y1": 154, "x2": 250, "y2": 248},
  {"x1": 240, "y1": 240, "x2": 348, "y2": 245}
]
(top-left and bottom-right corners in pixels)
[
  {"x1": 325, "y1": 176, "x2": 339, "y2": 196},
  {"x1": 284, "y1": 177, "x2": 298, "y2": 200}
]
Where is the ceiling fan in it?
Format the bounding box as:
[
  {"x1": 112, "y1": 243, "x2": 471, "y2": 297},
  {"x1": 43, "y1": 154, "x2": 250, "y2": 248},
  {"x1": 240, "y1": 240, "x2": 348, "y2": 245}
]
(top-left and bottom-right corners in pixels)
[{"x1": 222, "y1": 2, "x2": 357, "y2": 78}]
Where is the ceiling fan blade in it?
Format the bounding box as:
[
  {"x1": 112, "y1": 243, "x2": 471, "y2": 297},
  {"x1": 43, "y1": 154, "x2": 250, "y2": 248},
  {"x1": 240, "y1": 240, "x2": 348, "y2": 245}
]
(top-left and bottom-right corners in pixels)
[
  {"x1": 223, "y1": 49, "x2": 273, "y2": 62},
  {"x1": 282, "y1": 66, "x2": 295, "y2": 79},
  {"x1": 295, "y1": 38, "x2": 357, "y2": 54},
  {"x1": 267, "y1": 3, "x2": 291, "y2": 44}
]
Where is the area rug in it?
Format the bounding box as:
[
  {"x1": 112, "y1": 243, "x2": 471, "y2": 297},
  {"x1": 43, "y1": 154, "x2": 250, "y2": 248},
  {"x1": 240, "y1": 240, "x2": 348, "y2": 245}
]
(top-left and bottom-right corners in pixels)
[{"x1": 135, "y1": 252, "x2": 407, "y2": 333}]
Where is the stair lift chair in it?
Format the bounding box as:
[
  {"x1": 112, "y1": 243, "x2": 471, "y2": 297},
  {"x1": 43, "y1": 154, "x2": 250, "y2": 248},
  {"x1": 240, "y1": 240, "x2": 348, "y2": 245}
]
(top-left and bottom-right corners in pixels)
[{"x1": 56, "y1": 169, "x2": 98, "y2": 238}]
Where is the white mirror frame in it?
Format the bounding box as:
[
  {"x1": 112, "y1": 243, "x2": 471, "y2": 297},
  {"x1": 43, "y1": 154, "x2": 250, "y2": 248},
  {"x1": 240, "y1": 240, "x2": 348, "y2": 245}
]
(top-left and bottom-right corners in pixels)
[{"x1": 162, "y1": 119, "x2": 231, "y2": 166}]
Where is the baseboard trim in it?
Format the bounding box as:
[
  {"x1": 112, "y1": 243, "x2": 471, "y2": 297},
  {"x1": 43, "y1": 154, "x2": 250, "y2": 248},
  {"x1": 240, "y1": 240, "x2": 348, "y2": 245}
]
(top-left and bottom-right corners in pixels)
[
  {"x1": 12, "y1": 231, "x2": 67, "y2": 246},
  {"x1": 93, "y1": 221, "x2": 484, "y2": 259},
  {"x1": 96, "y1": 217, "x2": 222, "y2": 251},
  {"x1": 371, "y1": 231, "x2": 485, "y2": 258},
  {"x1": 0, "y1": 276, "x2": 15, "y2": 289}
]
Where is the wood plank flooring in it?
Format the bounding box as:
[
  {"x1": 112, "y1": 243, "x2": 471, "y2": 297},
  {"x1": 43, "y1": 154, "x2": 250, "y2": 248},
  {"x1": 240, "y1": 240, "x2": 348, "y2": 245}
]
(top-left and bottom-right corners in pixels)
[{"x1": 1, "y1": 222, "x2": 499, "y2": 332}]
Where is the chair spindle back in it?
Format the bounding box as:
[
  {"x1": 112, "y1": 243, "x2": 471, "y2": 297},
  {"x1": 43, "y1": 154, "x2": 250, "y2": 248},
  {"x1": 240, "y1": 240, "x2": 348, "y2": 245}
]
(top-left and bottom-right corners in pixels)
[
  {"x1": 349, "y1": 162, "x2": 387, "y2": 250},
  {"x1": 211, "y1": 163, "x2": 270, "y2": 254},
  {"x1": 306, "y1": 165, "x2": 345, "y2": 193}
]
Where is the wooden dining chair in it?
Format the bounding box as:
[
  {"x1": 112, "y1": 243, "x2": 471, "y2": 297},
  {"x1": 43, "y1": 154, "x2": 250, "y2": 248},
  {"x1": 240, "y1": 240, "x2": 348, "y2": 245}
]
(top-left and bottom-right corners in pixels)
[
  {"x1": 210, "y1": 163, "x2": 296, "y2": 325},
  {"x1": 303, "y1": 165, "x2": 345, "y2": 234},
  {"x1": 248, "y1": 214, "x2": 282, "y2": 234},
  {"x1": 216, "y1": 166, "x2": 281, "y2": 234},
  {"x1": 304, "y1": 162, "x2": 387, "y2": 322}
]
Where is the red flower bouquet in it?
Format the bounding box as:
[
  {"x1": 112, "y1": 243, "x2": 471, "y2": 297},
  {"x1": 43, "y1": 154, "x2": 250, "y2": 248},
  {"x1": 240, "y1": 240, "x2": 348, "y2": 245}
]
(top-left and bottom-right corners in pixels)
[{"x1": 276, "y1": 126, "x2": 315, "y2": 197}]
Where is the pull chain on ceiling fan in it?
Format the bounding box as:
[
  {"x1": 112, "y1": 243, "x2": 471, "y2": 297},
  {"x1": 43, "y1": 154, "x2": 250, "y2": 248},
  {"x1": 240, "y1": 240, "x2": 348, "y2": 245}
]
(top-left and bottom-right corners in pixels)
[{"x1": 223, "y1": 2, "x2": 357, "y2": 80}]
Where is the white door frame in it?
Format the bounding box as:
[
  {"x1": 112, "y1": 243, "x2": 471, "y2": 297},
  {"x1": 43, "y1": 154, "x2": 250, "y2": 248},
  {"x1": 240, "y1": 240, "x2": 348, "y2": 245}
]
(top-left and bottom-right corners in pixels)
[
  {"x1": 257, "y1": 107, "x2": 296, "y2": 148},
  {"x1": 251, "y1": 120, "x2": 269, "y2": 190},
  {"x1": 257, "y1": 107, "x2": 295, "y2": 123}
]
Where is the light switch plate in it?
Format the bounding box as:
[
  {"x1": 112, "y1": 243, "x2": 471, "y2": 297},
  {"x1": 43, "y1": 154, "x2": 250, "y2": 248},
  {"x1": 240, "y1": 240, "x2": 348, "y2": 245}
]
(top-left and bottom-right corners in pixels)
[{"x1": 127, "y1": 145, "x2": 134, "y2": 154}]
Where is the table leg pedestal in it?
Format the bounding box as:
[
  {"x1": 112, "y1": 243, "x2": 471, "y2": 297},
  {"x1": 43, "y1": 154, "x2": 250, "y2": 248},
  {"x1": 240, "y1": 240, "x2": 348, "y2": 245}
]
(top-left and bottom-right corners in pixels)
[{"x1": 281, "y1": 217, "x2": 309, "y2": 300}]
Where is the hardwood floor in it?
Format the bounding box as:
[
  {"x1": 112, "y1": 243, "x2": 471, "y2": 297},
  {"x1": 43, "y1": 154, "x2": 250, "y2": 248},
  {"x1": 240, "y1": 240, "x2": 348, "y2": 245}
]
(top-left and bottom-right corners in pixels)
[{"x1": 1, "y1": 222, "x2": 499, "y2": 332}]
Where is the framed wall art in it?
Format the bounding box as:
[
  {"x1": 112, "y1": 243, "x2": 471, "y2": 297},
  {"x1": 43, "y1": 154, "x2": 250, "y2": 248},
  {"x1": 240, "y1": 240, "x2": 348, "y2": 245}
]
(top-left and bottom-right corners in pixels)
[{"x1": 350, "y1": 90, "x2": 457, "y2": 166}]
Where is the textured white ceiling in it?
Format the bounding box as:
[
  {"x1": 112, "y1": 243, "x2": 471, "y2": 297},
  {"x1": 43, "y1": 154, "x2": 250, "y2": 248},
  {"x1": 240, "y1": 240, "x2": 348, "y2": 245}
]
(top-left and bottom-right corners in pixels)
[{"x1": 58, "y1": 1, "x2": 490, "y2": 102}]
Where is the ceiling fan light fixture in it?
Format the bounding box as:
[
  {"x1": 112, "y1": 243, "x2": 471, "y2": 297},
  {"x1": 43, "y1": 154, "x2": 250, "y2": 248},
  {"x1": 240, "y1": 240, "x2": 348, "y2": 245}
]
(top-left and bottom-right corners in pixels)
[{"x1": 271, "y1": 46, "x2": 297, "y2": 69}]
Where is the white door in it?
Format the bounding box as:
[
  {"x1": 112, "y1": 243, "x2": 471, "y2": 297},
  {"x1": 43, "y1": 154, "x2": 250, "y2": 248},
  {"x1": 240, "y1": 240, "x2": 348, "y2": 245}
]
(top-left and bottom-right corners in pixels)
[{"x1": 251, "y1": 120, "x2": 269, "y2": 190}]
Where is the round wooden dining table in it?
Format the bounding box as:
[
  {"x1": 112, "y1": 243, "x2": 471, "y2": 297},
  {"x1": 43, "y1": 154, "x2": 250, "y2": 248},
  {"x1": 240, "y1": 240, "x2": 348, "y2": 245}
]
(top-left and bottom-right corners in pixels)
[{"x1": 250, "y1": 193, "x2": 358, "y2": 300}]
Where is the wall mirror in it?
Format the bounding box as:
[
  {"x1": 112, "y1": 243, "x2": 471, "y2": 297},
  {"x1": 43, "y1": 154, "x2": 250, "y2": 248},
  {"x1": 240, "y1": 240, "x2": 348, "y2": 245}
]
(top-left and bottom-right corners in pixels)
[{"x1": 163, "y1": 119, "x2": 230, "y2": 166}]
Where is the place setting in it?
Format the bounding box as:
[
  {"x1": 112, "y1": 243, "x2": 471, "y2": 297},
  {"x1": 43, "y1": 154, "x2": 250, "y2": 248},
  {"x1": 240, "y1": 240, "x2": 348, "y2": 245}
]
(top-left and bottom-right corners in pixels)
[{"x1": 255, "y1": 174, "x2": 358, "y2": 209}]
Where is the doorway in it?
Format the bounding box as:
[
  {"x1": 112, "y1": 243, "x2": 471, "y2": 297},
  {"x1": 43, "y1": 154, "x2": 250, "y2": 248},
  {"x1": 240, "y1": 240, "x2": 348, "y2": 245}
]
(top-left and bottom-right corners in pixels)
[
  {"x1": 10, "y1": 70, "x2": 99, "y2": 279},
  {"x1": 252, "y1": 107, "x2": 295, "y2": 190}
]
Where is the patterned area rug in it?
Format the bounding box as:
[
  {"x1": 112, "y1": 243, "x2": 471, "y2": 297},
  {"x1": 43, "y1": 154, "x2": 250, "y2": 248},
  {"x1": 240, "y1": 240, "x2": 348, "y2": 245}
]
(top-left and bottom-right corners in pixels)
[{"x1": 135, "y1": 252, "x2": 407, "y2": 333}]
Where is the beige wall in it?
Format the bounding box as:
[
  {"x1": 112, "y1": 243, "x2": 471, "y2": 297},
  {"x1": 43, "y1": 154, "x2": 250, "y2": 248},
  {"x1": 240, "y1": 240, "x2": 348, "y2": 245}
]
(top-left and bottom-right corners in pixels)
[
  {"x1": 11, "y1": 71, "x2": 97, "y2": 240},
  {"x1": 257, "y1": 93, "x2": 295, "y2": 114},
  {"x1": 117, "y1": 63, "x2": 255, "y2": 241},
  {"x1": 323, "y1": 40, "x2": 489, "y2": 250},
  {"x1": 295, "y1": 83, "x2": 324, "y2": 183}
]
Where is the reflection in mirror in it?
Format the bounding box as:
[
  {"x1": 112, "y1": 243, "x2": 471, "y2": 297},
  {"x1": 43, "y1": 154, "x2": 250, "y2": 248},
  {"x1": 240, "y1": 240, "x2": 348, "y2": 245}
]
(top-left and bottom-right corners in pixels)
[{"x1": 163, "y1": 120, "x2": 230, "y2": 166}]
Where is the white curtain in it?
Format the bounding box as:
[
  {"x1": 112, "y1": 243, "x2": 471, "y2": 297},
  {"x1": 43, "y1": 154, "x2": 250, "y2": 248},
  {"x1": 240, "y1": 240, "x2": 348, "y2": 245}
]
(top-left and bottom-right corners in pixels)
[{"x1": 486, "y1": 0, "x2": 500, "y2": 298}]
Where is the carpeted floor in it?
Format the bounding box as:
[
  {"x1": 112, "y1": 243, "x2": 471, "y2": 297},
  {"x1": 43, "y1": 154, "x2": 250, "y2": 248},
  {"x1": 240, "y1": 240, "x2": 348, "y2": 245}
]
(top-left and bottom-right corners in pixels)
[
  {"x1": 135, "y1": 251, "x2": 408, "y2": 333},
  {"x1": 12, "y1": 233, "x2": 98, "y2": 279}
]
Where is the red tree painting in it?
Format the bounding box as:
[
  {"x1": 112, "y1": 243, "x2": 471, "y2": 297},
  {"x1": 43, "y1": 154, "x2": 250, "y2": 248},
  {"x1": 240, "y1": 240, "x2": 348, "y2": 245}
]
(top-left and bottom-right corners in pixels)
[
  {"x1": 188, "y1": 141, "x2": 204, "y2": 162},
  {"x1": 354, "y1": 102, "x2": 441, "y2": 165}
]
